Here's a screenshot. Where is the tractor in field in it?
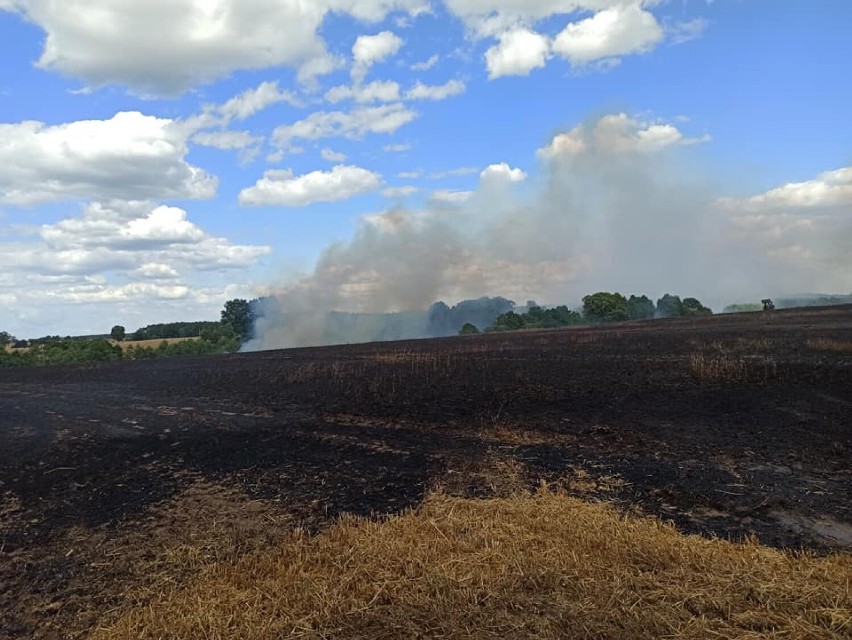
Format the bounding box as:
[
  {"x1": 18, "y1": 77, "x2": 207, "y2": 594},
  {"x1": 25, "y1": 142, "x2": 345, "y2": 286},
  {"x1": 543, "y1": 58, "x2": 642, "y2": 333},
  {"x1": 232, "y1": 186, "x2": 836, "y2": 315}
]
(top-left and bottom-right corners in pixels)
[{"x1": 762, "y1": 298, "x2": 775, "y2": 311}]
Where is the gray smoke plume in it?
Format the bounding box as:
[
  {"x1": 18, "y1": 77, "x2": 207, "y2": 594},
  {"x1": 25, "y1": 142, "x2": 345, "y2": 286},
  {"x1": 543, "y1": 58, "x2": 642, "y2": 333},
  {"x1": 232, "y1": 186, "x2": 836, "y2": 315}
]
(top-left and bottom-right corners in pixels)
[{"x1": 244, "y1": 114, "x2": 852, "y2": 351}]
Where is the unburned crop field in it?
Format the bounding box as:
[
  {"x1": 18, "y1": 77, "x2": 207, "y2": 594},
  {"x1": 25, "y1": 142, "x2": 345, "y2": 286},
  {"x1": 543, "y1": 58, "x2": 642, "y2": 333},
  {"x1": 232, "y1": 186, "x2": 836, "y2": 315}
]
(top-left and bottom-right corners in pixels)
[{"x1": 1, "y1": 306, "x2": 851, "y2": 638}]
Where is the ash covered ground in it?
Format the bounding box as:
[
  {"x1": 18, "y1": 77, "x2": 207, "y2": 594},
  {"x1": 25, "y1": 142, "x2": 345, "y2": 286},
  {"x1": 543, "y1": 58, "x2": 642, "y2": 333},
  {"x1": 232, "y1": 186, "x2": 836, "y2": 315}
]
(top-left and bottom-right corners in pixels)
[{"x1": 1, "y1": 306, "x2": 851, "y2": 638}]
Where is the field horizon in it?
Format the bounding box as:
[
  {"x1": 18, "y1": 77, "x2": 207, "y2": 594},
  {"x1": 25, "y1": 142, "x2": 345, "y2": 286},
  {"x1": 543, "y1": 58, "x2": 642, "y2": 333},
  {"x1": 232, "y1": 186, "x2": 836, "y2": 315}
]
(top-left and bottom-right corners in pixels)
[{"x1": 1, "y1": 305, "x2": 850, "y2": 638}]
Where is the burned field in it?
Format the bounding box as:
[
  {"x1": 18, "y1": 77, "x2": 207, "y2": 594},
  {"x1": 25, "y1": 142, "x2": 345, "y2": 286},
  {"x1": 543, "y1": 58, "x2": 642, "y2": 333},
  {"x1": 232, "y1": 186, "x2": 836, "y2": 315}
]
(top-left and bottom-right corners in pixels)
[{"x1": 1, "y1": 306, "x2": 851, "y2": 638}]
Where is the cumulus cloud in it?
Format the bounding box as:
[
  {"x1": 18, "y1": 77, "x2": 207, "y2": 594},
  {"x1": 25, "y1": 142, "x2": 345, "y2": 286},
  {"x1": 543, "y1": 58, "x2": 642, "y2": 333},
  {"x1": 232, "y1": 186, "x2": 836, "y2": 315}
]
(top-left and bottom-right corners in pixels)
[
  {"x1": 239, "y1": 165, "x2": 382, "y2": 207},
  {"x1": 480, "y1": 162, "x2": 527, "y2": 183},
  {"x1": 405, "y1": 79, "x2": 466, "y2": 100},
  {"x1": 351, "y1": 31, "x2": 404, "y2": 83},
  {"x1": 485, "y1": 28, "x2": 550, "y2": 78},
  {"x1": 217, "y1": 81, "x2": 300, "y2": 121},
  {"x1": 411, "y1": 54, "x2": 439, "y2": 70},
  {"x1": 325, "y1": 80, "x2": 401, "y2": 104},
  {"x1": 0, "y1": 0, "x2": 427, "y2": 95},
  {"x1": 42, "y1": 204, "x2": 205, "y2": 250},
  {"x1": 321, "y1": 148, "x2": 348, "y2": 162},
  {"x1": 384, "y1": 144, "x2": 412, "y2": 152},
  {"x1": 551, "y1": 2, "x2": 663, "y2": 65},
  {"x1": 443, "y1": 1, "x2": 700, "y2": 78},
  {"x1": 192, "y1": 130, "x2": 260, "y2": 151},
  {"x1": 272, "y1": 104, "x2": 418, "y2": 149},
  {"x1": 537, "y1": 113, "x2": 710, "y2": 158},
  {"x1": 0, "y1": 111, "x2": 217, "y2": 205},
  {"x1": 718, "y1": 167, "x2": 852, "y2": 212},
  {"x1": 0, "y1": 200, "x2": 270, "y2": 283},
  {"x1": 134, "y1": 263, "x2": 180, "y2": 280}
]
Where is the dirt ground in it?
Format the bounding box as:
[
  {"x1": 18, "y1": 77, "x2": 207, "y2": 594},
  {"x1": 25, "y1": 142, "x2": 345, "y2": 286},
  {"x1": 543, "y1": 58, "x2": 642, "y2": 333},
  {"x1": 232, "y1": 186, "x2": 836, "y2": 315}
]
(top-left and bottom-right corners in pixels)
[{"x1": 1, "y1": 306, "x2": 850, "y2": 638}]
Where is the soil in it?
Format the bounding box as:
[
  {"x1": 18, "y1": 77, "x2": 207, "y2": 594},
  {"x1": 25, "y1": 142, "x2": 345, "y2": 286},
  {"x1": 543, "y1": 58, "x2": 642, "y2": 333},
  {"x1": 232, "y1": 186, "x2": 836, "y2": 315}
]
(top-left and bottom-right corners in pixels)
[{"x1": 1, "y1": 305, "x2": 850, "y2": 638}]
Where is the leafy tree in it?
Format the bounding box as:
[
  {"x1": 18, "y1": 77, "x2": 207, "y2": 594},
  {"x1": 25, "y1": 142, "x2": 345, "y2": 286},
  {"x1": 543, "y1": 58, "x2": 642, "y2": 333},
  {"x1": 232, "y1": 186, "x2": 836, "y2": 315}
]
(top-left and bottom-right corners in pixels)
[
  {"x1": 131, "y1": 321, "x2": 222, "y2": 341},
  {"x1": 110, "y1": 325, "x2": 126, "y2": 341},
  {"x1": 656, "y1": 294, "x2": 684, "y2": 318},
  {"x1": 488, "y1": 306, "x2": 584, "y2": 332},
  {"x1": 681, "y1": 297, "x2": 712, "y2": 317},
  {"x1": 582, "y1": 292, "x2": 629, "y2": 323},
  {"x1": 0, "y1": 331, "x2": 12, "y2": 346},
  {"x1": 627, "y1": 295, "x2": 655, "y2": 320},
  {"x1": 221, "y1": 298, "x2": 254, "y2": 342},
  {"x1": 459, "y1": 323, "x2": 480, "y2": 335},
  {"x1": 489, "y1": 311, "x2": 526, "y2": 332}
]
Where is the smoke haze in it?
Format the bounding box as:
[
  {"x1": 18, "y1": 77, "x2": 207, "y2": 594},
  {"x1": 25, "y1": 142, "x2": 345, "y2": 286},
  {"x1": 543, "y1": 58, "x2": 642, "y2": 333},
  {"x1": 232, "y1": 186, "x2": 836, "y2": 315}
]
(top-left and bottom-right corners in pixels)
[{"x1": 245, "y1": 114, "x2": 852, "y2": 351}]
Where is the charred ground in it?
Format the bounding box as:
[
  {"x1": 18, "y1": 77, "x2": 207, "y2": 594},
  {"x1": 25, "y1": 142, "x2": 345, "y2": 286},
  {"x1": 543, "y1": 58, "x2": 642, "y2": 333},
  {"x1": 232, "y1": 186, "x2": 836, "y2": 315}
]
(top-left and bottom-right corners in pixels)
[{"x1": 1, "y1": 306, "x2": 851, "y2": 638}]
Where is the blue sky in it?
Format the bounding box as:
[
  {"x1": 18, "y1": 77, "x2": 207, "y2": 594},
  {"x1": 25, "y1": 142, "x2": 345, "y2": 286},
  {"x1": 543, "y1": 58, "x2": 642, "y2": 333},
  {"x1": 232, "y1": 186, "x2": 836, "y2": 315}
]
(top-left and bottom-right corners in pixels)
[{"x1": 0, "y1": 0, "x2": 850, "y2": 338}]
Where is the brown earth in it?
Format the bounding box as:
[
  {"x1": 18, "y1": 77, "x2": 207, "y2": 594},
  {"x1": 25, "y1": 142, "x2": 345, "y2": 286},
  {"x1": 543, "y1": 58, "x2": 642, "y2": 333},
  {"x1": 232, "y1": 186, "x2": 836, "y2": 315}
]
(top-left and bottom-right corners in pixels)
[{"x1": 1, "y1": 306, "x2": 850, "y2": 638}]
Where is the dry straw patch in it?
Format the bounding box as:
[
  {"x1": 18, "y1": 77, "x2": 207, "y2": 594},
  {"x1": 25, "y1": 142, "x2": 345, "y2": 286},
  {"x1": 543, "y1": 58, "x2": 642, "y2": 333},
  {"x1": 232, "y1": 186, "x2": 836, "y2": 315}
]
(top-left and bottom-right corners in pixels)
[
  {"x1": 94, "y1": 488, "x2": 851, "y2": 640},
  {"x1": 689, "y1": 352, "x2": 778, "y2": 383}
]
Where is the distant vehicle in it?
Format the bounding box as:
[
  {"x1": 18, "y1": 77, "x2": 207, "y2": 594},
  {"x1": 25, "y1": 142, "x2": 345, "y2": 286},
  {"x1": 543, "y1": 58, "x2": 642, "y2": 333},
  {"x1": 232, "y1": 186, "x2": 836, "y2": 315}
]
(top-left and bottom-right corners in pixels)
[{"x1": 762, "y1": 299, "x2": 775, "y2": 311}]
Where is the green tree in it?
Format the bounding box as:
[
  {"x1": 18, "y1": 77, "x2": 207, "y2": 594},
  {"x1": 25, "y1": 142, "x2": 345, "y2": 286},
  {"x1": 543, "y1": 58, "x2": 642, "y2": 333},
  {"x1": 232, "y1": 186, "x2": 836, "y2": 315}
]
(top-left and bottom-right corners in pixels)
[
  {"x1": 582, "y1": 292, "x2": 629, "y2": 323},
  {"x1": 656, "y1": 294, "x2": 684, "y2": 318},
  {"x1": 459, "y1": 323, "x2": 480, "y2": 335},
  {"x1": 626, "y1": 295, "x2": 655, "y2": 320},
  {"x1": 681, "y1": 297, "x2": 713, "y2": 317},
  {"x1": 110, "y1": 325, "x2": 126, "y2": 341},
  {"x1": 0, "y1": 331, "x2": 13, "y2": 347},
  {"x1": 221, "y1": 299, "x2": 254, "y2": 342}
]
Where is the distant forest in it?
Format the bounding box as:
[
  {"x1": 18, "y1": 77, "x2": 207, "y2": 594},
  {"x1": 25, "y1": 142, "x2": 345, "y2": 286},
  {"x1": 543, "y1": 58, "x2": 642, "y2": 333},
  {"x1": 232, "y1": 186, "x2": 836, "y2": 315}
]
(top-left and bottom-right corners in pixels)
[{"x1": 2, "y1": 291, "x2": 849, "y2": 368}]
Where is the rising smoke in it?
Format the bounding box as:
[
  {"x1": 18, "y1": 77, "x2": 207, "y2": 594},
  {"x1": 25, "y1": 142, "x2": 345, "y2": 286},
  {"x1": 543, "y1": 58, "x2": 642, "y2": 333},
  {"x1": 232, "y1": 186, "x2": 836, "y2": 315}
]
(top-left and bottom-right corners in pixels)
[{"x1": 244, "y1": 113, "x2": 852, "y2": 351}]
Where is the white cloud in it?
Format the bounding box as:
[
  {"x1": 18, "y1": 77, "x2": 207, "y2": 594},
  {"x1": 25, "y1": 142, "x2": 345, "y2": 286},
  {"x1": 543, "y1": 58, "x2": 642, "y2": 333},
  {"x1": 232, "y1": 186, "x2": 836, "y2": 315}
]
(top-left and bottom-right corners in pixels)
[
  {"x1": 134, "y1": 263, "x2": 180, "y2": 280},
  {"x1": 384, "y1": 144, "x2": 412, "y2": 152},
  {"x1": 398, "y1": 171, "x2": 421, "y2": 178},
  {"x1": 0, "y1": 200, "x2": 270, "y2": 281},
  {"x1": 272, "y1": 104, "x2": 418, "y2": 149},
  {"x1": 668, "y1": 18, "x2": 709, "y2": 44},
  {"x1": 382, "y1": 186, "x2": 419, "y2": 197},
  {"x1": 0, "y1": 111, "x2": 216, "y2": 205},
  {"x1": 537, "y1": 113, "x2": 710, "y2": 158},
  {"x1": 42, "y1": 204, "x2": 205, "y2": 250},
  {"x1": 217, "y1": 81, "x2": 299, "y2": 121},
  {"x1": 405, "y1": 79, "x2": 466, "y2": 100},
  {"x1": 192, "y1": 130, "x2": 260, "y2": 150},
  {"x1": 431, "y1": 189, "x2": 475, "y2": 203},
  {"x1": 480, "y1": 162, "x2": 527, "y2": 183},
  {"x1": 719, "y1": 167, "x2": 852, "y2": 212},
  {"x1": 325, "y1": 80, "x2": 401, "y2": 104},
  {"x1": 239, "y1": 165, "x2": 382, "y2": 207},
  {"x1": 1, "y1": 0, "x2": 427, "y2": 95},
  {"x1": 552, "y1": 2, "x2": 663, "y2": 65},
  {"x1": 411, "y1": 54, "x2": 439, "y2": 70},
  {"x1": 485, "y1": 29, "x2": 550, "y2": 79},
  {"x1": 352, "y1": 31, "x2": 404, "y2": 83},
  {"x1": 443, "y1": 0, "x2": 582, "y2": 37},
  {"x1": 443, "y1": 1, "x2": 690, "y2": 78},
  {"x1": 321, "y1": 148, "x2": 348, "y2": 162}
]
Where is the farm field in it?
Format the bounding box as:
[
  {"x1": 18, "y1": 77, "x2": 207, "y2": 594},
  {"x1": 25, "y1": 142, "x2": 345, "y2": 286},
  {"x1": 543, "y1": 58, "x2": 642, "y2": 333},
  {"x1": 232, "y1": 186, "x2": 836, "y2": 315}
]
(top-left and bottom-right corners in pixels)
[{"x1": 1, "y1": 306, "x2": 851, "y2": 638}]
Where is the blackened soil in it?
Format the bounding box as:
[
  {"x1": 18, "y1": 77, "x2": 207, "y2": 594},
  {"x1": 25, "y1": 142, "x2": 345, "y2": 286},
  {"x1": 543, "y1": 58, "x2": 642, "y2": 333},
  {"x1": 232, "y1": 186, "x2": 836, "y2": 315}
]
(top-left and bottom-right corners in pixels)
[{"x1": 1, "y1": 306, "x2": 851, "y2": 638}]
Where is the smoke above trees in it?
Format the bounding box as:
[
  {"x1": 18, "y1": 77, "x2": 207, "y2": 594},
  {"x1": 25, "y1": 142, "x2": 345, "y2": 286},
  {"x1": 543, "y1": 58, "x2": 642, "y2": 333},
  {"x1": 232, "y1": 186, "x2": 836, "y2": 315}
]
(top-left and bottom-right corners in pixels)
[{"x1": 244, "y1": 114, "x2": 850, "y2": 351}]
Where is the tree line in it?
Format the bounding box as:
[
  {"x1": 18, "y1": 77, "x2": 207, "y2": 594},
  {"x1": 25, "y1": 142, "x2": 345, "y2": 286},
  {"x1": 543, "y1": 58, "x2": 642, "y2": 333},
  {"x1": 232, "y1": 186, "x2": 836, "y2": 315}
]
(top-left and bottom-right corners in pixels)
[
  {"x1": 0, "y1": 299, "x2": 254, "y2": 368},
  {"x1": 462, "y1": 292, "x2": 712, "y2": 334}
]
